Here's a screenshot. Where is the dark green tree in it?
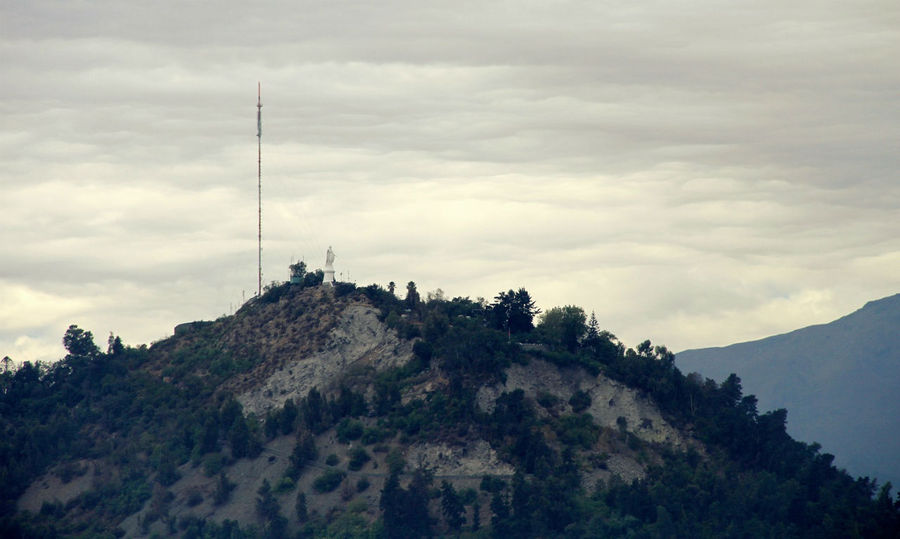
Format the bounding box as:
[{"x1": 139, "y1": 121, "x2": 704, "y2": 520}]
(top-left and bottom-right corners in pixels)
[
  {"x1": 490, "y1": 489, "x2": 512, "y2": 536},
  {"x1": 441, "y1": 480, "x2": 465, "y2": 532},
  {"x1": 569, "y1": 390, "x2": 592, "y2": 413},
  {"x1": 213, "y1": 472, "x2": 236, "y2": 506},
  {"x1": 256, "y1": 479, "x2": 280, "y2": 522},
  {"x1": 405, "y1": 281, "x2": 420, "y2": 309},
  {"x1": 295, "y1": 491, "x2": 308, "y2": 522},
  {"x1": 380, "y1": 469, "x2": 432, "y2": 538},
  {"x1": 229, "y1": 415, "x2": 252, "y2": 459},
  {"x1": 536, "y1": 305, "x2": 587, "y2": 352},
  {"x1": 280, "y1": 398, "x2": 298, "y2": 435},
  {"x1": 488, "y1": 288, "x2": 540, "y2": 335},
  {"x1": 63, "y1": 325, "x2": 101, "y2": 360},
  {"x1": 289, "y1": 261, "x2": 307, "y2": 283}
]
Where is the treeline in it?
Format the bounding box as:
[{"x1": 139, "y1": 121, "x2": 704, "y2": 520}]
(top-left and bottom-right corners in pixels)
[
  {"x1": 359, "y1": 283, "x2": 900, "y2": 536},
  {"x1": 2, "y1": 282, "x2": 899, "y2": 537}
]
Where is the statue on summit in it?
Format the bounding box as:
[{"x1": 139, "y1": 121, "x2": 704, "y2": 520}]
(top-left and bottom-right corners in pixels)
[{"x1": 324, "y1": 246, "x2": 336, "y2": 286}]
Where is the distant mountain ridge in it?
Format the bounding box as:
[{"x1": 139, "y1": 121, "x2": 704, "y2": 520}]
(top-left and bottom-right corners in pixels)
[{"x1": 676, "y1": 293, "x2": 900, "y2": 487}]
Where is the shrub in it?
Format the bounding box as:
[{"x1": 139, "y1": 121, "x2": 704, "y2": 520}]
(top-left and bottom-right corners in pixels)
[
  {"x1": 479, "y1": 475, "x2": 506, "y2": 493},
  {"x1": 554, "y1": 414, "x2": 600, "y2": 449},
  {"x1": 325, "y1": 454, "x2": 339, "y2": 466},
  {"x1": 361, "y1": 426, "x2": 390, "y2": 445},
  {"x1": 313, "y1": 469, "x2": 346, "y2": 493},
  {"x1": 336, "y1": 418, "x2": 364, "y2": 443},
  {"x1": 203, "y1": 453, "x2": 225, "y2": 477},
  {"x1": 459, "y1": 487, "x2": 478, "y2": 505},
  {"x1": 274, "y1": 476, "x2": 295, "y2": 494},
  {"x1": 356, "y1": 478, "x2": 370, "y2": 492},
  {"x1": 536, "y1": 392, "x2": 561, "y2": 409},
  {"x1": 569, "y1": 390, "x2": 592, "y2": 413},
  {"x1": 186, "y1": 489, "x2": 203, "y2": 507},
  {"x1": 348, "y1": 447, "x2": 371, "y2": 471},
  {"x1": 334, "y1": 282, "x2": 357, "y2": 297}
]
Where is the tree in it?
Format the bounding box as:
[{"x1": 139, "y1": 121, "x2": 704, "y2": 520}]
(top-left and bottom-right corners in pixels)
[
  {"x1": 280, "y1": 398, "x2": 298, "y2": 435},
  {"x1": 303, "y1": 269, "x2": 324, "y2": 287},
  {"x1": 213, "y1": 472, "x2": 236, "y2": 506},
  {"x1": 63, "y1": 325, "x2": 100, "y2": 361},
  {"x1": 537, "y1": 305, "x2": 587, "y2": 352},
  {"x1": 388, "y1": 281, "x2": 396, "y2": 295},
  {"x1": 256, "y1": 479, "x2": 281, "y2": 522},
  {"x1": 229, "y1": 415, "x2": 252, "y2": 459},
  {"x1": 586, "y1": 311, "x2": 600, "y2": 340},
  {"x1": 289, "y1": 261, "x2": 307, "y2": 283},
  {"x1": 107, "y1": 333, "x2": 124, "y2": 356},
  {"x1": 569, "y1": 390, "x2": 592, "y2": 413},
  {"x1": 441, "y1": 480, "x2": 465, "y2": 532},
  {"x1": 286, "y1": 431, "x2": 317, "y2": 479},
  {"x1": 380, "y1": 471, "x2": 405, "y2": 538},
  {"x1": 295, "y1": 491, "x2": 308, "y2": 522},
  {"x1": 491, "y1": 489, "x2": 512, "y2": 536},
  {"x1": 405, "y1": 281, "x2": 420, "y2": 309},
  {"x1": 488, "y1": 288, "x2": 540, "y2": 335},
  {"x1": 380, "y1": 469, "x2": 433, "y2": 538}
]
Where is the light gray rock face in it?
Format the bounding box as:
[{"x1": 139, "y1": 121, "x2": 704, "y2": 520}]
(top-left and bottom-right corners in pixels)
[
  {"x1": 477, "y1": 359, "x2": 687, "y2": 447},
  {"x1": 405, "y1": 440, "x2": 515, "y2": 478},
  {"x1": 238, "y1": 304, "x2": 413, "y2": 416}
]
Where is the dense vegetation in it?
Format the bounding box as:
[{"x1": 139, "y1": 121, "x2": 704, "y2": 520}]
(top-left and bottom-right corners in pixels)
[{"x1": 1, "y1": 281, "x2": 898, "y2": 537}]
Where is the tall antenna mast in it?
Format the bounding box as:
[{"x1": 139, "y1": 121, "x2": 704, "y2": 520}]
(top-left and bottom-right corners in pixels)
[{"x1": 257, "y1": 82, "x2": 262, "y2": 296}]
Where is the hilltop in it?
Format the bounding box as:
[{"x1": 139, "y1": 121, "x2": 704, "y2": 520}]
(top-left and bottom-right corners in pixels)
[
  {"x1": 1, "y1": 279, "x2": 898, "y2": 537},
  {"x1": 677, "y1": 293, "x2": 900, "y2": 487}
]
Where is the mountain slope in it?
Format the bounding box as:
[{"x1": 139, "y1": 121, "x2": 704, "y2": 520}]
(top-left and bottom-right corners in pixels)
[
  {"x1": 676, "y1": 293, "x2": 900, "y2": 487},
  {"x1": 2, "y1": 282, "x2": 898, "y2": 537}
]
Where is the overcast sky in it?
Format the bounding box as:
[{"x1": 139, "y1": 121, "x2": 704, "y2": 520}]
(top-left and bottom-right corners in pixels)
[{"x1": 2, "y1": 1, "x2": 898, "y2": 367}]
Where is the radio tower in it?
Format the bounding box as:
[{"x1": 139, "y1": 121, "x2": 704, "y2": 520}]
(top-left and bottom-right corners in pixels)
[{"x1": 257, "y1": 82, "x2": 263, "y2": 296}]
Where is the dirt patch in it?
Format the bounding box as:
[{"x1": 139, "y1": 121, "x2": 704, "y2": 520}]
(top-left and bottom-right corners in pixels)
[{"x1": 17, "y1": 460, "x2": 99, "y2": 514}]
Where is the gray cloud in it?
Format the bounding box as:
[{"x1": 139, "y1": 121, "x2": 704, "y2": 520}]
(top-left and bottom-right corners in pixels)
[{"x1": 2, "y1": 1, "x2": 898, "y2": 366}]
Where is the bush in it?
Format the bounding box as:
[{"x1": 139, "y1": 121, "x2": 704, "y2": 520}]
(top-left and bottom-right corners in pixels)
[
  {"x1": 361, "y1": 426, "x2": 390, "y2": 445},
  {"x1": 480, "y1": 475, "x2": 506, "y2": 493},
  {"x1": 274, "y1": 476, "x2": 295, "y2": 494},
  {"x1": 348, "y1": 447, "x2": 371, "y2": 471},
  {"x1": 569, "y1": 390, "x2": 592, "y2": 413},
  {"x1": 325, "y1": 453, "x2": 339, "y2": 466},
  {"x1": 313, "y1": 469, "x2": 346, "y2": 493},
  {"x1": 554, "y1": 414, "x2": 600, "y2": 449},
  {"x1": 357, "y1": 478, "x2": 370, "y2": 492},
  {"x1": 203, "y1": 453, "x2": 225, "y2": 477},
  {"x1": 334, "y1": 282, "x2": 357, "y2": 297},
  {"x1": 186, "y1": 489, "x2": 203, "y2": 507},
  {"x1": 536, "y1": 392, "x2": 561, "y2": 409},
  {"x1": 413, "y1": 341, "x2": 433, "y2": 363},
  {"x1": 336, "y1": 418, "x2": 364, "y2": 443}
]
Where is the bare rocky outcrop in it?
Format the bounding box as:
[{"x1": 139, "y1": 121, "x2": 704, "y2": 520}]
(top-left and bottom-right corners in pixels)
[
  {"x1": 477, "y1": 358, "x2": 687, "y2": 448},
  {"x1": 238, "y1": 304, "x2": 413, "y2": 416},
  {"x1": 405, "y1": 440, "x2": 515, "y2": 478}
]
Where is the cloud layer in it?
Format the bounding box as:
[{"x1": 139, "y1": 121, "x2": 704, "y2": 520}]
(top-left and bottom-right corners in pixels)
[{"x1": 2, "y1": 1, "x2": 898, "y2": 366}]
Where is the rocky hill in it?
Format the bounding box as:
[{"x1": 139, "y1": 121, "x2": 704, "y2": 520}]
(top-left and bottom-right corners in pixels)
[
  {"x1": 676, "y1": 293, "x2": 900, "y2": 487},
  {"x1": 2, "y1": 282, "x2": 897, "y2": 537}
]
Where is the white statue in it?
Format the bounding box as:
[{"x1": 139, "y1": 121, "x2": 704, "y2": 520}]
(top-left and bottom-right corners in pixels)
[{"x1": 323, "y1": 246, "x2": 336, "y2": 286}]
